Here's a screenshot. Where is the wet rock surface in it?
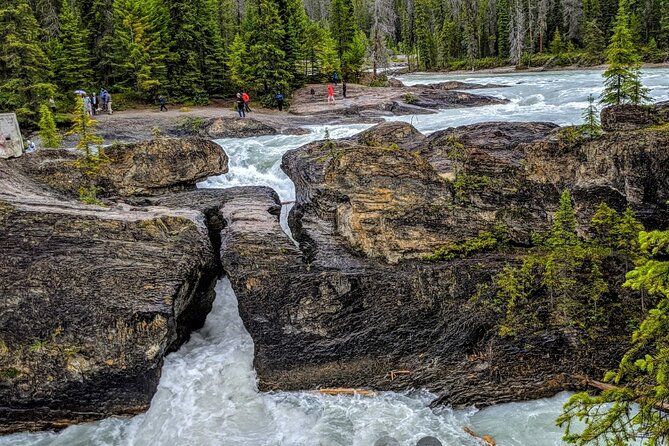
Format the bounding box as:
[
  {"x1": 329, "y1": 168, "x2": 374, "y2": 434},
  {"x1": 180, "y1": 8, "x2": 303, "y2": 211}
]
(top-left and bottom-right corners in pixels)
[{"x1": 0, "y1": 162, "x2": 220, "y2": 432}]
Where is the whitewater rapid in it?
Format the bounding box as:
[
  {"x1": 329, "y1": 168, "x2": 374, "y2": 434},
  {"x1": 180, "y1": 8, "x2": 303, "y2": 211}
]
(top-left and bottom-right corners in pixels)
[{"x1": 3, "y1": 68, "x2": 667, "y2": 445}]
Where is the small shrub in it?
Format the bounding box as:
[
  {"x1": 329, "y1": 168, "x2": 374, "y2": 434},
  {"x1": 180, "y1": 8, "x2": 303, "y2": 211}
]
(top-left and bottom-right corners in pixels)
[
  {"x1": 79, "y1": 186, "x2": 104, "y2": 206},
  {"x1": 178, "y1": 107, "x2": 193, "y2": 113},
  {"x1": 403, "y1": 93, "x2": 417, "y2": 104}
]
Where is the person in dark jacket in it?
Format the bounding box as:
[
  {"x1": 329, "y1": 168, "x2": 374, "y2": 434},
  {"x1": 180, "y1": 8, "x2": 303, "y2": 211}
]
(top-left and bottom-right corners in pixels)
[
  {"x1": 276, "y1": 92, "x2": 284, "y2": 111},
  {"x1": 159, "y1": 95, "x2": 168, "y2": 112},
  {"x1": 342, "y1": 81, "x2": 347, "y2": 98},
  {"x1": 236, "y1": 93, "x2": 246, "y2": 118}
]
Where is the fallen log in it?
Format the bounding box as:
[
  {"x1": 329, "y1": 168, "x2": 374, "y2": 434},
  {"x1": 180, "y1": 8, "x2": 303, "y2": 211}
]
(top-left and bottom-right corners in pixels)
[
  {"x1": 316, "y1": 388, "x2": 377, "y2": 397},
  {"x1": 463, "y1": 427, "x2": 496, "y2": 445}
]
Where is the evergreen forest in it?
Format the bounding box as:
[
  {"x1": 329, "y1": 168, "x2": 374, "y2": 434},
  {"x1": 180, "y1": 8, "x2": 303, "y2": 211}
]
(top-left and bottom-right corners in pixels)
[{"x1": 2, "y1": 0, "x2": 669, "y2": 125}]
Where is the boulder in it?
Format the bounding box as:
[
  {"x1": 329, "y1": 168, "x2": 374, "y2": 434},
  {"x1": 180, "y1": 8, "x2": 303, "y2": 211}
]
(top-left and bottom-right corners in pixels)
[
  {"x1": 412, "y1": 81, "x2": 507, "y2": 90},
  {"x1": 600, "y1": 102, "x2": 669, "y2": 131},
  {"x1": 199, "y1": 117, "x2": 278, "y2": 139},
  {"x1": 12, "y1": 137, "x2": 228, "y2": 197},
  {"x1": 0, "y1": 162, "x2": 220, "y2": 432}
]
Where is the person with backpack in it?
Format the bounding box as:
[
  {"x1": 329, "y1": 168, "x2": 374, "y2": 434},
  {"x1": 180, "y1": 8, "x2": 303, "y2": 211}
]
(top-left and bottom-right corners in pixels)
[
  {"x1": 242, "y1": 92, "x2": 251, "y2": 112},
  {"x1": 236, "y1": 93, "x2": 246, "y2": 118},
  {"x1": 332, "y1": 72, "x2": 339, "y2": 85},
  {"x1": 276, "y1": 91, "x2": 284, "y2": 111}
]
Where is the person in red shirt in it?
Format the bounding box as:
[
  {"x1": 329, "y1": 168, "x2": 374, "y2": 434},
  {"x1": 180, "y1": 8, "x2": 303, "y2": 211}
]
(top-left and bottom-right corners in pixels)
[
  {"x1": 242, "y1": 92, "x2": 251, "y2": 112},
  {"x1": 327, "y1": 84, "x2": 335, "y2": 104}
]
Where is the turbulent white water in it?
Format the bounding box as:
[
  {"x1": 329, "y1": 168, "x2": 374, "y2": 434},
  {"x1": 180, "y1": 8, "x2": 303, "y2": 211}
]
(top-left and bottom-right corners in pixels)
[
  {"x1": 1, "y1": 280, "x2": 575, "y2": 446},
  {"x1": 5, "y1": 68, "x2": 666, "y2": 445}
]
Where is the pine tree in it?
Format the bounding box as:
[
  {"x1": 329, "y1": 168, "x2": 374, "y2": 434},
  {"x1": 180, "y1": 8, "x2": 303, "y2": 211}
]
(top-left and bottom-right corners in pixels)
[
  {"x1": 245, "y1": 0, "x2": 292, "y2": 102},
  {"x1": 601, "y1": 0, "x2": 650, "y2": 105},
  {"x1": 559, "y1": 226, "x2": 669, "y2": 445},
  {"x1": 414, "y1": 0, "x2": 436, "y2": 69},
  {"x1": 227, "y1": 34, "x2": 248, "y2": 91},
  {"x1": 341, "y1": 29, "x2": 367, "y2": 81},
  {"x1": 580, "y1": 94, "x2": 601, "y2": 139},
  {"x1": 330, "y1": 0, "x2": 357, "y2": 61},
  {"x1": 583, "y1": 19, "x2": 605, "y2": 59},
  {"x1": 660, "y1": 0, "x2": 669, "y2": 49},
  {"x1": 111, "y1": 0, "x2": 167, "y2": 99},
  {"x1": 38, "y1": 103, "x2": 62, "y2": 148},
  {"x1": 163, "y1": 0, "x2": 207, "y2": 103},
  {"x1": 497, "y1": 0, "x2": 510, "y2": 58},
  {"x1": 547, "y1": 190, "x2": 578, "y2": 248},
  {"x1": 303, "y1": 22, "x2": 339, "y2": 78},
  {"x1": 283, "y1": 0, "x2": 309, "y2": 86},
  {"x1": 0, "y1": 0, "x2": 54, "y2": 125},
  {"x1": 549, "y1": 27, "x2": 563, "y2": 55},
  {"x1": 202, "y1": 0, "x2": 228, "y2": 96},
  {"x1": 53, "y1": 0, "x2": 94, "y2": 92}
]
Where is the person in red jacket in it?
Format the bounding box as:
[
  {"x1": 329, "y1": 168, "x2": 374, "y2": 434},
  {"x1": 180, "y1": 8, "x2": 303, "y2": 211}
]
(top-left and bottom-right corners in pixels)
[
  {"x1": 327, "y1": 84, "x2": 335, "y2": 104},
  {"x1": 242, "y1": 92, "x2": 251, "y2": 112}
]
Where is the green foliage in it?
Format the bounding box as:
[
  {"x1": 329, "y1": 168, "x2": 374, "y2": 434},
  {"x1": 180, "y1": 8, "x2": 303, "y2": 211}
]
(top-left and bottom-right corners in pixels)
[
  {"x1": 330, "y1": 0, "x2": 357, "y2": 61},
  {"x1": 53, "y1": 0, "x2": 94, "y2": 92},
  {"x1": 68, "y1": 98, "x2": 110, "y2": 198},
  {"x1": 38, "y1": 103, "x2": 62, "y2": 148},
  {"x1": 176, "y1": 116, "x2": 205, "y2": 135},
  {"x1": 583, "y1": 20, "x2": 606, "y2": 60},
  {"x1": 403, "y1": 93, "x2": 417, "y2": 104},
  {"x1": 227, "y1": 34, "x2": 248, "y2": 92},
  {"x1": 424, "y1": 225, "x2": 508, "y2": 261},
  {"x1": 341, "y1": 30, "x2": 367, "y2": 81},
  {"x1": 558, "y1": 226, "x2": 669, "y2": 445},
  {"x1": 601, "y1": 0, "x2": 651, "y2": 106},
  {"x1": 549, "y1": 28, "x2": 564, "y2": 55},
  {"x1": 243, "y1": 0, "x2": 292, "y2": 104},
  {"x1": 0, "y1": 0, "x2": 54, "y2": 125},
  {"x1": 0, "y1": 368, "x2": 20, "y2": 380},
  {"x1": 497, "y1": 192, "x2": 646, "y2": 336},
  {"x1": 303, "y1": 22, "x2": 340, "y2": 80},
  {"x1": 163, "y1": 0, "x2": 208, "y2": 103},
  {"x1": 580, "y1": 94, "x2": 601, "y2": 140},
  {"x1": 111, "y1": 0, "x2": 167, "y2": 99}
]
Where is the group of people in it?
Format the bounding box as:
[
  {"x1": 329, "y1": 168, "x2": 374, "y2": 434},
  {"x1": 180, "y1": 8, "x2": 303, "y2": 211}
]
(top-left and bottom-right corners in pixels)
[
  {"x1": 79, "y1": 89, "x2": 112, "y2": 117},
  {"x1": 234, "y1": 91, "x2": 285, "y2": 117}
]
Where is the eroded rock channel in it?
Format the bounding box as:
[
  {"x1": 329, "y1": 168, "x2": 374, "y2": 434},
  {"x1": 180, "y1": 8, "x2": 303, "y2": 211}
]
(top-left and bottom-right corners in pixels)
[{"x1": 1, "y1": 104, "x2": 668, "y2": 433}]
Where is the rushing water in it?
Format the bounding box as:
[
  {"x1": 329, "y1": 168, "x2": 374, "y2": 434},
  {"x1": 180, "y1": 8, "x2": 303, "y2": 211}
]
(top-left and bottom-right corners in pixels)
[{"x1": 6, "y1": 68, "x2": 667, "y2": 445}]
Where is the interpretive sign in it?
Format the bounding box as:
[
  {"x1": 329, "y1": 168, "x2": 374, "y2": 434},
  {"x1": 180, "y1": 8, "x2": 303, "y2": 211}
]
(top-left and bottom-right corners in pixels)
[{"x1": 0, "y1": 113, "x2": 23, "y2": 159}]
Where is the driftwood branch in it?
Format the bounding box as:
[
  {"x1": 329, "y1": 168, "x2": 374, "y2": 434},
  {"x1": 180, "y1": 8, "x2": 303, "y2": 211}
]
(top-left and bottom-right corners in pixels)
[{"x1": 574, "y1": 374, "x2": 669, "y2": 412}]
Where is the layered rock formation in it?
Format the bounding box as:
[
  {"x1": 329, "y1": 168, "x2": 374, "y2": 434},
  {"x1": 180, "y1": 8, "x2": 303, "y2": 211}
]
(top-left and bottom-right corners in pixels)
[
  {"x1": 0, "y1": 139, "x2": 227, "y2": 432},
  {"x1": 12, "y1": 137, "x2": 227, "y2": 197},
  {"x1": 221, "y1": 116, "x2": 669, "y2": 410}
]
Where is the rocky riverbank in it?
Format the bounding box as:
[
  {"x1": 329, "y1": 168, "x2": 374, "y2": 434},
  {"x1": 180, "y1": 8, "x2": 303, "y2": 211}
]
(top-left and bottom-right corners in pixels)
[{"x1": 1, "y1": 103, "x2": 668, "y2": 433}]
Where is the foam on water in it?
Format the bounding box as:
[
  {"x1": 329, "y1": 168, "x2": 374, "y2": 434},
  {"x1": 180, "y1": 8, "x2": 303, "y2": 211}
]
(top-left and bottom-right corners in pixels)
[
  {"x1": 5, "y1": 68, "x2": 663, "y2": 445},
  {"x1": 0, "y1": 280, "x2": 574, "y2": 446}
]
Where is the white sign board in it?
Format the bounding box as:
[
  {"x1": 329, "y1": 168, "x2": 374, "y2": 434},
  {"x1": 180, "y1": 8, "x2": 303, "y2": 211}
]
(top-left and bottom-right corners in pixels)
[{"x1": 0, "y1": 113, "x2": 23, "y2": 159}]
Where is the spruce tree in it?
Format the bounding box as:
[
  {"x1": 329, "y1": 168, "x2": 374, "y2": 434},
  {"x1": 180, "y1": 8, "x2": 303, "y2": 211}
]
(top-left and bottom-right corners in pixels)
[
  {"x1": 330, "y1": 0, "x2": 357, "y2": 61},
  {"x1": 227, "y1": 34, "x2": 248, "y2": 92},
  {"x1": 282, "y1": 0, "x2": 309, "y2": 86},
  {"x1": 202, "y1": 0, "x2": 228, "y2": 96},
  {"x1": 549, "y1": 28, "x2": 564, "y2": 55},
  {"x1": 581, "y1": 94, "x2": 601, "y2": 139},
  {"x1": 163, "y1": 0, "x2": 207, "y2": 103},
  {"x1": 497, "y1": 0, "x2": 510, "y2": 58},
  {"x1": 0, "y1": 0, "x2": 54, "y2": 124},
  {"x1": 559, "y1": 226, "x2": 669, "y2": 445},
  {"x1": 38, "y1": 103, "x2": 62, "y2": 148},
  {"x1": 601, "y1": 0, "x2": 650, "y2": 105},
  {"x1": 660, "y1": 0, "x2": 669, "y2": 49},
  {"x1": 53, "y1": 0, "x2": 94, "y2": 92},
  {"x1": 244, "y1": 0, "x2": 292, "y2": 102},
  {"x1": 111, "y1": 0, "x2": 167, "y2": 98},
  {"x1": 583, "y1": 19, "x2": 605, "y2": 59},
  {"x1": 341, "y1": 29, "x2": 367, "y2": 81}
]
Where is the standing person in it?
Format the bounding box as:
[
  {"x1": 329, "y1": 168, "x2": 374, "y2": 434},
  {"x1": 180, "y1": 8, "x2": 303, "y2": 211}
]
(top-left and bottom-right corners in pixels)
[
  {"x1": 327, "y1": 84, "x2": 335, "y2": 104},
  {"x1": 83, "y1": 95, "x2": 92, "y2": 116},
  {"x1": 310, "y1": 87, "x2": 315, "y2": 100},
  {"x1": 236, "y1": 93, "x2": 246, "y2": 118},
  {"x1": 49, "y1": 97, "x2": 57, "y2": 113},
  {"x1": 100, "y1": 89, "x2": 107, "y2": 112},
  {"x1": 342, "y1": 81, "x2": 347, "y2": 98},
  {"x1": 159, "y1": 95, "x2": 168, "y2": 112},
  {"x1": 106, "y1": 92, "x2": 112, "y2": 114},
  {"x1": 242, "y1": 92, "x2": 251, "y2": 112},
  {"x1": 276, "y1": 91, "x2": 284, "y2": 111},
  {"x1": 332, "y1": 72, "x2": 339, "y2": 85},
  {"x1": 91, "y1": 94, "x2": 98, "y2": 115}
]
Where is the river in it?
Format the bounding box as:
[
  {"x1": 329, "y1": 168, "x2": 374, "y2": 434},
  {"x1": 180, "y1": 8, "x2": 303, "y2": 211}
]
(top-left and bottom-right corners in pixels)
[{"x1": 3, "y1": 68, "x2": 667, "y2": 446}]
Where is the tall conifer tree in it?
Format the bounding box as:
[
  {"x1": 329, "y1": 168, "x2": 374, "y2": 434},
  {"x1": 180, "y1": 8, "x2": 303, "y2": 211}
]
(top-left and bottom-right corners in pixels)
[
  {"x1": 54, "y1": 0, "x2": 94, "y2": 92},
  {"x1": 0, "y1": 0, "x2": 53, "y2": 124}
]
